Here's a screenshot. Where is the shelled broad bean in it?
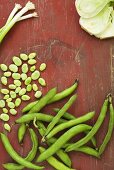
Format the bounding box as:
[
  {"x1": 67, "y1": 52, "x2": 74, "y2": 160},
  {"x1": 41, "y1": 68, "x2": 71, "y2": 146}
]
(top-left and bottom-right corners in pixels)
[{"x1": 0, "y1": 52, "x2": 47, "y2": 132}]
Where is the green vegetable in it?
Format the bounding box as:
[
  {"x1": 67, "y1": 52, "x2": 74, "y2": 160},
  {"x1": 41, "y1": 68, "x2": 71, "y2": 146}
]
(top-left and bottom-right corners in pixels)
[
  {"x1": 37, "y1": 124, "x2": 92, "y2": 162},
  {"x1": 12, "y1": 73, "x2": 21, "y2": 80},
  {"x1": 38, "y1": 78, "x2": 46, "y2": 86},
  {"x1": 6, "y1": 98, "x2": 12, "y2": 103},
  {"x1": 3, "y1": 108, "x2": 8, "y2": 114},
  {"x1": 18, "y1": 12, "x2": 38, "y2": 21},
  {"x1": 26, "y1": 84, "x2": 32, "y2": 92},
  {"x1": 9, "y1": 84, "x2": 16, "y2": 90},
  {"x1": 35, "y1": 91, "x2": 42, "y2": 98},
  {"x1": 37, "y1": 122, "x2": 64, "y2": 147},
  {"x1": 31, "y1": 70, "x2": 40, "y2": 80},
  {"x1": 33, "y1": 84, "x2": 38, "y2": 91},
  {"x1": 0, "y1": 133, "x2": 44, "y2": 169},
  {"x1": 22, "y1": 101, "x2": 38, "y2": 113},
  {"x1": 65, "y1": 97, "x2": 109, "y2": 152},
  {"x1": 10, "y1": 91, "x2": 16, "y2": 99},
  {"x1": 4, "y1": 71, "x2": 11, "y2": 77},
  {"x1": 3, "y1": 129, "x2": 38, "y2": 170},
  {"x1": 1, "y1": 89, "x2": 9, "y2": 94},
  {"x1": 0, "y1": 64, "x2": 8, "y2": 71},
  {"x1": 37, "y1": 122, "x2": 72, "y2": 167},
  {"x1": 74, "y1": 146, "x2": 99, "y2": 158},
  {"x1": 15, "y1": 98, "x2": 21, "y2": 107},
  {"x1": 14, "y1": 80, "x2": 21, "y2": 87},
  {"x1": 20, "y1": 53, "x2": 28, "y2": 61},
  {"x1": 0, "y1": 100, "x2": 5, "y2": 108},
  {"x1": 4, "y1": 95, "x2": 10, "y2": 100},
  {"x1": 21, "y1": 73, "x2": 27, "y2": 81},
  {"x1": 19, "y1": 88, "x2": 26, "y2": 96},
  {"x1": 0, "y1": 2, "x2": 38, "y2": 43},
  {"x1": 7, "y1": 102, "x2": 15, "y2": 109},
  {"x1": 25, "y1": 77, "x2": 32, "y2": 85},
  {"x1": 9, "y1": 64, "x2": 18, "y2": 72},
  {"x1": 55, "y1": 149, "x2": 72, "y2": 168},
  {"x1": 1, "y1": 76, "x2": 7, "y2": 85},
  {"x1": 4, "y1": 123, "x2": 11, "y2": 132},
  {"x1": 0, "y1": 113, "x2": 9, "y2": 121},
  {"x1": 39, "y1": 147, "x2": 74, "y2": 170},
  {"x1": 76, "y1": 0, "x2": 110, "y2": 18},
  {"x1": 23, "y1": 82, "x2": 78, "y2": 113},
  {"x1": 79, "y1": 5, "x2": 113, "y2": 35},
  {"x1": 21, "y1": 95, "x2": 30, "y2": 101},
  {"x1": 48, "y1": 80, "x2": 78, "y2": 104},
  {"x1": 22, "y1": 64, "x2": 28, "y2": 73},
  {"x1": 96, "y1": 10, "x2": 114, "y2": 39},
  {"x1": 28, "y1": 59, "x2": 36, "y2": 65},
  {"x1": 29, "y1": 87, "x2": 57, "y2": 114},
  {"x1": 10, "y1": 109, "x2": 17, "y2": 115},
  {"x1": 16, "y1": 113, "x2": 66, "y2": 124},
  {"x1": 18, "y1": 124, "x2": 28, "y2": 143},
  {"x1": 46, "y1": 111, "x2": 95, "y2": 140},
  {"x1": 28, "y1": 52, "x2": 36, "y2": 59},
  {"x1": 44, "y1": 95, "x2": 77, "y2": 138},
  {"x1": 39, "y1": 63, "x2": 46, "y2": 71},
  {"x1": 15, "y1": 87, "x2": 21, "y2": 93},
  {"x1": 99, "y1": 95, "x2": 114, "y2": 156},
  {"x1": 30, "y1": 65, "x2": 36, "y2": 72},
  {"x1": 54, "y1": 108, "x2": 76, "y2": 120}
]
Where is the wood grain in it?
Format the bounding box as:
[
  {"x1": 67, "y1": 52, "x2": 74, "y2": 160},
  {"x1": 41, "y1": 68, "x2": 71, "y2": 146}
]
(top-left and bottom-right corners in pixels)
[{"x1": 0, "y1": 0, "x2": 114, "y2": 170}]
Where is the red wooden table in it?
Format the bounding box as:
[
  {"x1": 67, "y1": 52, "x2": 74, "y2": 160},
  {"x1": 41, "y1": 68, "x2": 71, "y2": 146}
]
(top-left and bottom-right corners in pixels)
[{"x1": 0, "y1": 0, "x2": 114, "y2": 170}]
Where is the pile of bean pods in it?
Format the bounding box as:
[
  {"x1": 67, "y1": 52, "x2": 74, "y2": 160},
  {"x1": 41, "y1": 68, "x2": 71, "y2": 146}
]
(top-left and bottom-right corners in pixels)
[
  {"x1": 0, "y1": 80, "x2": 114, "y2": 170},
  {"x1": 0, "y1": 52, "x2": 47, "y2": 132}
]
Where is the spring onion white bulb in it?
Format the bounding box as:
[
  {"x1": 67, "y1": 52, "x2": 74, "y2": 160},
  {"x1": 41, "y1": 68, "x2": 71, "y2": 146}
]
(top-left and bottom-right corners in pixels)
[{"x1": 0, "y1": 1, "x2": 38, "y2": 43}]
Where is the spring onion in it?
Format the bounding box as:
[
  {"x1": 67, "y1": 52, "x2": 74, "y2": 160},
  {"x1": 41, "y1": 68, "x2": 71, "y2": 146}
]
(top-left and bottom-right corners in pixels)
[{"x1": 0, "y1": 1, "x2": 38, "y2": 43}]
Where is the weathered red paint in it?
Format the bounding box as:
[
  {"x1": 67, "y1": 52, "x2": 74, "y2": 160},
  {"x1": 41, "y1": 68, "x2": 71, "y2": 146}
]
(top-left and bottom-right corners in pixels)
[{"x1": 0, "y1": 0, "x2": 114, "y2": 170}]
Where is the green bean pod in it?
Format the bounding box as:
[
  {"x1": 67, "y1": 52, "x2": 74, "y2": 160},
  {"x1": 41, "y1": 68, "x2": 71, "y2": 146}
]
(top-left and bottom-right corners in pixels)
[
  {"x1": 74, "y1": 146, "x2": 100, "y2": 158},
  {"x1": 19, "y1": 88, "x2": 56, "y2": 142},
  {"x1": 56, "y1": 149, "x2": 72, "y2": 168},
  {"x1": 37, "y1": 121, "x2": 72, "y2": 167},
  {"x1": 54, "y1": 108, "x2": 97, "y2": 147},
  {"x1": 0, "y1": 133, "x2": 44, "y2": 170},
  {"x1": 48, "y1": 80, "x2": 78, "y2": 104},
  {"x1": 16, "y1": 113, "x2": 66, "y2": 124},
  {"x1": 39, "y1": 124, "x2": 95, "y2": 150},
  {"x1": 98, "y1": 95, "x2": 114, "y2": 156},
  {"x1": 28, "y1": 88, "x2": 57, "y2": 114},
  {"x1": 54, "y1": 108, "x2": 77, "y2": 120},
  {"x1": 46, "y1": 111, "x2": 95, "y2": 140},
  {"x1": 18, "y1": 123, "x2": 28, "y2": 143},
  {"x1": 22, "y1": 81, "x2": 78, "y2": 113},
  {"x1": 19, "y1": 86, "x2": 57, "y2": 143},
  {"x1": 22, "y1": 101, "x2": 38, "y2": 113},
  {"x1": 37, "y1": 121, "x2": 46, "y2": 136},
  {"x1": 39, "y1": 147, "x2": 75, "y2": 170},
  {"x1": 44, "y1": 95, "x2": 77, "y2": 138},
  {"x1": 65, "y1": 97, "x2": 109, "y2": 152},
  {"x1": 85, "y1": 130, "x2": 97, "y2": 148},
  {"x1": 37, "y1": 124, "x2": 92, "y2": 162},
  {"x1": 3, "y1": 129, "x2": 38, "y2": 170}
]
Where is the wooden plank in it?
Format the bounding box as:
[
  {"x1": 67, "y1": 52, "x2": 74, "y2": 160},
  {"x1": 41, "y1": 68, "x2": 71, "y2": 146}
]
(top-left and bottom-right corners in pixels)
[{"x1": 0, "y1": 1, "x2": 114, "y2": 170}]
